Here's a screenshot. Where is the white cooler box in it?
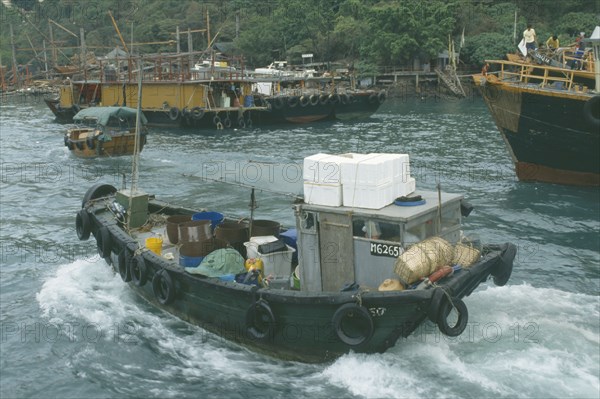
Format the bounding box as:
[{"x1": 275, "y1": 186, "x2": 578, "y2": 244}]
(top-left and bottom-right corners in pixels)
[{"x1": 244, "y1": 236, "x2": 296, "y2": 278}]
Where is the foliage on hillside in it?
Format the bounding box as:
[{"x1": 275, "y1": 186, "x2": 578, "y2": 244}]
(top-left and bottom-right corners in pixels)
[{"x1": 1, "y1": 0, "x2": 598, "y2": 74}]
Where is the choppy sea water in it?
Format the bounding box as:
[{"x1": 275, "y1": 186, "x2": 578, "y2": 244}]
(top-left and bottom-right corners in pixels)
[{"x1": 1, "y1": 94, "x2": 598, "y2": 398}]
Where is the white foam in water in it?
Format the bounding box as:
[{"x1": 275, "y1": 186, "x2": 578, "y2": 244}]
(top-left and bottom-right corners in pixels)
[{"x1": 324, "y1": 284, "x2": 600, "y2": 399}]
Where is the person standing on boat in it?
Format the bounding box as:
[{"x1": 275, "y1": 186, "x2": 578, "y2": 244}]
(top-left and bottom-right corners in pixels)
[
  {"x1": 546, "y1": 35, "x2": 559, "y2": 50},
  {"x1": 523, "y1": 24, "x2": 537, "y2": 52}
]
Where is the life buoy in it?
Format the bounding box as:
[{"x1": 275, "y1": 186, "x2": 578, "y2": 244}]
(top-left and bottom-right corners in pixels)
[
  {"x1": 245, "y1": 299, "x2": 275, "y2": 340},
  {"x1": 152, "y1": 269, "x2": 175, "y2": 305},
  {"x1": 299, "y1": 96, "x2": 310, "y2": 107},
  {"x1": 331, "y1": 303, "x2": 374, "y2": 347},
  {"x1": 223, "y1": 116, "x2": 232, "y2": 128},
  {"x1": 378, "y1": 91, "x2": 387, "y2": 103},
  {"x1": 238, "y1": 117, "x2": 246, "y2": 128},
  {"x1": 213, "y1": 115, "x2": 221, "y2": 126},
  {"x1": 96, "y1": 226, "x2": 112, "y2": 259},
  {"x1": 75, "y1": 209, "x2": 91, "y2": 241},
  {"x1": 583, "y1": 95, "x2": 600, "y2": 130},
  {"x1": 288, "y1": 96, "x2": 299, "y2": 108},
  {"x1": 169, "y1": 107, "x2": 180, "y2": 121},
  {"x1": 129, "y1": 254, "x2": 147, "y2": 286},
  {"x1": 82, "y1": 184, "x2": 117, "y2": 208},
  {"x1": 86, "y1": 135, "x2": 95, "y2": 150},
  {"x1": 436, "y1": 297, "x2": 468, "y2": 337},
  {"x1": 192, "y1": 106, "x2": 205, "y2": 120},
  {"x1": 273, "y1": 97, "x2": 284, "y2": 109},
  {"x1": 118, "y1": 249, "x2": 132, "y2": 282},
  {"x1": 309, "y1": 94, "x2": 319, "y2": 106}
]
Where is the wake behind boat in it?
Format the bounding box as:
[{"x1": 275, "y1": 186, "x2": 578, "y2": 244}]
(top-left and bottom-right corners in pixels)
[{"x1": 74, "y1": 153, "x2": 516, "y2": 362}]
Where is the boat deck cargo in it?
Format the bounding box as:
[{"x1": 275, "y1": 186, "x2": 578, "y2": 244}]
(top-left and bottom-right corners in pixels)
[{"x1": 75, "y1": 153, "x2": 516, "y2": 362}]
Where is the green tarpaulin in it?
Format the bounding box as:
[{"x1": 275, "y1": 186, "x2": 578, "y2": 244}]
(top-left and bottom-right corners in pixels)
[{"x1": 73, "y1": 107, "x2": 148, "y2": 126}]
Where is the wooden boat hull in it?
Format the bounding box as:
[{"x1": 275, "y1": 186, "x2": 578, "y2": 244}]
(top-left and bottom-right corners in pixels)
[
  {"x1": 65, "y1": 129, "x2": 146, "y2": 158},
  {"x1": 77, "y1": 187, "x2": 516, "y2": 363},
  {"x1": 475, "y1": 76, "x2": 600, "y2": 186}
]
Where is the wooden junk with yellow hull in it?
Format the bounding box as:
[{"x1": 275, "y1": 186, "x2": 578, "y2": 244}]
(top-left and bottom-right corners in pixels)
[{"x1": 64, "y1": 106, "x2": 148, "y2": 158}]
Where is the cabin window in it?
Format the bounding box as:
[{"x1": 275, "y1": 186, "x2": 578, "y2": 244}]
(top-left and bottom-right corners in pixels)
[
  {"x1": 403, "y1": 216, "x2": 435, "y2": 244},
  {"x1": 352, "y1": 218, "x2": 400, "y2": 242}
]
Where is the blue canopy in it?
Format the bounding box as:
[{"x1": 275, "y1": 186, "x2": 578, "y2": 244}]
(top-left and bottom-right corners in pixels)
[{"x1": 73, "y1": 106, "x2": 148, "y2": 126}]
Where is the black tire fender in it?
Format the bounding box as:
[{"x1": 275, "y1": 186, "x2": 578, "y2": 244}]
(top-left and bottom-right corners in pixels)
[
  {"x1": 288, "y1": 96, "x2": 299, "y2": 108},
  {"x1": 583, "y1": 95, "x2": 600, "y2": 130},
  {"x1": 309, "y1": 94, "x2": 319, "y2": 106},
  {"x1": 96, "y1": 226, "x2": 112, "y2": 259},
  {"x1": 238, "y1": 117, "x2": 246, "y2": 128},
  {"x1": 492, "y1": 243, "x2": 516, "y2": 286},
  {"x1": 427, "y1": 287, "x2": 446, "y2": 323},
  {"x1": 319, "y1": 94, "x2": 328, "y2": 105},
  {"x1": 82, "y1": 183, "x2": 117, "y2": 208},
  {"x1": 378, "y1": 91, "x2": 387, "y2": 103},
  {"x1": 213, "y1": 115, "x2": 221, "y2": 126},
  {"x1": 168, "y1": 107, "x2": 180, "y2": 121},
  {"x1": 331, "y1": 303, "x2": 374, "y2": 347},
  {"x1": 191, "y1": 106, "x2": 204, "y2": 120},
  {"x1": 118, "y1": 249, "x2": 132, "y2": 282},
  {"x1": 369, "y1": 93, "x2": 378, "y2": 104},
  {"x1": 273, "y1": 97, "x2": 284, "y2": 109},
  {"x1": 223, "y1": 116, "x2": 232, "y2": 128},
  {"x1": 437, "y1": 297, "x2": 468, "y2": 337},
  {"x1": 299, "y1": 95, "x2": 309, "y2": 107},
  {"x1": 246, "y1": 116, "x2": 253, "y2": 128},
  {"x1": 328, "y1": 94, "x2": 340, "y2": 104},
  {"x1": 245, "y1": 299, "x2": 276, "y2": 340},
  {"x1": 75, "y1": 209, "x2": 91, "y2": 241},
  {"x1": 152, "y1": 269, "x2": 175, "y2": 305},
  {"x1": 130, "y1": 254, "x2": 147, "y2": 286}
]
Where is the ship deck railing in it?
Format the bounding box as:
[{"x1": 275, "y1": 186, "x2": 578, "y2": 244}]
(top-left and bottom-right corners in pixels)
[{"x1": 484, "y1": 60, "x2": 595, "y2": 93}]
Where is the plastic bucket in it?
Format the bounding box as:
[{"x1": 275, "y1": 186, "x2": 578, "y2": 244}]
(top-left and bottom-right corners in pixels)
[
  {"x1": 244, "y1": 95, "x2": 254, "y2": 107},
  {"x1": 251, "y1": 219, "x2": 281, "y2": 237},
  {"x1": 192, "y1": 211, "x2": 224, "y2": 231},
  {"x1": 178, "y1": 220, "x2": 212, "y2": 243},
  {"x1": 145, "y1": 237, "x2": 163, "y2": 255},
  {"x1": 166, "y1": 214, "x2": 191, "y2": 244}
]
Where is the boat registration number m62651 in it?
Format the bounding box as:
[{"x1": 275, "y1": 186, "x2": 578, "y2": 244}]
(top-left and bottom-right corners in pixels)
[{"x1": 370, "y1": 242, "x2": 404, "y2": 258}]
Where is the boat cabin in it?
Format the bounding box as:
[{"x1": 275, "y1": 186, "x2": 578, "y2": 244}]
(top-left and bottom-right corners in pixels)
[{"x1": 294, "y1": 190, "x2": 463, "y2": 292}]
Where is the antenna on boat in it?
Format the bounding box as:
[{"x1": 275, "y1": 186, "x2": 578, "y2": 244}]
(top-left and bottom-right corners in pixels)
[
  {"x1": 249, "y1": 188, "x2": 258, "y2": 237},
  {"x1": 437, "y1": 183, "x2": 442, "y2": 235},
  {"x1": 130, "y1": 58, "x2": 143, "y2": 194}
]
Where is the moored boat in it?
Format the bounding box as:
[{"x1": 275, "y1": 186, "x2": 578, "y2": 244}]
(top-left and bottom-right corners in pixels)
[
  {"x1": 473, "y1": 26, "x2": 600, "y2": 186},
  {"x1": 75, "y1": 153, "x2": 516, "y2": 363},
  {"x1": 65, "y1": 106, "x2": 148, "y2": 158}
]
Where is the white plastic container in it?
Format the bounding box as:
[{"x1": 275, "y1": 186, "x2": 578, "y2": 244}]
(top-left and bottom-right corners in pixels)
[
  {"x1": 303, "y1": 181, "x2": 343, "y2": 206},
  {"x1": 244, "y1": 241, "x2": 296, "y2": 278},
  {"x1": 395, "y1": 176, "x2": 416, "y2": 197},
  {"x1": 303, "y1": 153, "x2": 347, "y2": 184},
  {"x1": 342, "y1": 180, "x2": 396, "y2": 209}
]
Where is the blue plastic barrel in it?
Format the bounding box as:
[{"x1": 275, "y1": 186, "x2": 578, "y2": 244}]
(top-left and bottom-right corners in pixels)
[
  {"x1": 244, "y1": 95, "x2": 254, "y2": 107},
  {"x1": 192, "y1": 211, "x2": 224, "y2": 230}
]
